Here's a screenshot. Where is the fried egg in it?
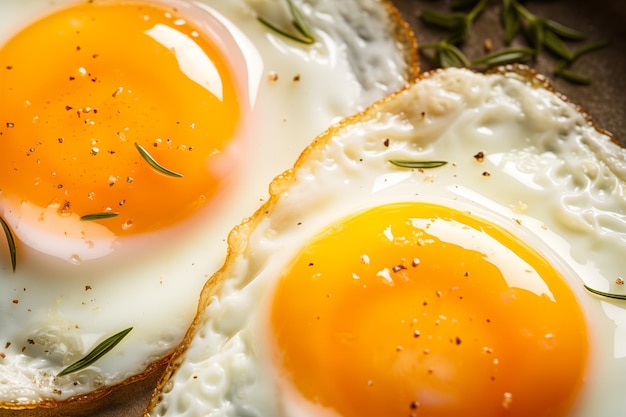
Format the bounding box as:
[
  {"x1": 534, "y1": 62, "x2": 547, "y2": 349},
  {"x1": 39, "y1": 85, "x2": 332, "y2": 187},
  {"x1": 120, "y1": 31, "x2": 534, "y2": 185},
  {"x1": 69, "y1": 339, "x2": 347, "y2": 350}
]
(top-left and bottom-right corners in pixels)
[
  {"x1": 148, "y1": 66, "x2": 626, "y2": 417},
  {"x1": 0, "y1": 0, "x2": 417, "y2": 407}
]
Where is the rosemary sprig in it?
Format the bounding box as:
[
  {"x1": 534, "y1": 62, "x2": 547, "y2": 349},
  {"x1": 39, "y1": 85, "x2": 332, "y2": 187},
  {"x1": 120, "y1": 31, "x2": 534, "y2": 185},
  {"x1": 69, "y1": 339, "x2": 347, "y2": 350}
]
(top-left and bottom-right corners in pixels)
[
  {"x1": 258, "y1": 0, "x2": 315, "y2": 45},
  {"x1": 0, "y1": 216, "x2": 16, "y2": 272},
  {"x1": 584, "y1": 285, "x2": 626, "y2": 301},
  {"x1": 422, "y1": 41, "x2": 470, "y2": 68},
  {"x1": 389, "y1": 160, "x2": 448, "y2": 169},
  {"x1": 554, "y1": 40, "x2": 610, "y2": 85},
  {"x1": 135, "y1": 143, "x2": 183, "y2": 178},
  {"x1": 285, "y1": 0, "x2": 315, "y2": 41},
  {"x1": 471, "y1": 47, "x2": 535, "y2": 67},
  {"x1": 80, "y1": 212, "x2": 119, "y2": 221},
  {"x1": 421, "y1": 0, "x2": 487, "y2": 44},
  {"x1": 57, "y1": 327, "x2": 133, "y2": 377},
  {"x1": 419, "y1": 0, "x2": 608, "y2": 84}
]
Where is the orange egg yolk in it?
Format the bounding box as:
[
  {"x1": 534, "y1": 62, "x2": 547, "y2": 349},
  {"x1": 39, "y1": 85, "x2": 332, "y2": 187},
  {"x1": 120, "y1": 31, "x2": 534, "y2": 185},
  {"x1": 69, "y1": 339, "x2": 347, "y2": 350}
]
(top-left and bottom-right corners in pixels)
[
  {"x1": 271, "y1": 202, "x2": 588, "y2": 417},
  {"x1": 0, "y1": 1, "x2": 241, "y2": 236}
]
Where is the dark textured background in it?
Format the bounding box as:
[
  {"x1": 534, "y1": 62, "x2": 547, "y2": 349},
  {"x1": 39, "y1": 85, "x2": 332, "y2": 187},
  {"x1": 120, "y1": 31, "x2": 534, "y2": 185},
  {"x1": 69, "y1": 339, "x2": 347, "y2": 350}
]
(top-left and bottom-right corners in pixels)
[
  {"x1": 1, "y1": 1, "x2": 624, "y2": 416},
  {"x1": 400, "y1": 0, "x2": 626, "y2": 144}
]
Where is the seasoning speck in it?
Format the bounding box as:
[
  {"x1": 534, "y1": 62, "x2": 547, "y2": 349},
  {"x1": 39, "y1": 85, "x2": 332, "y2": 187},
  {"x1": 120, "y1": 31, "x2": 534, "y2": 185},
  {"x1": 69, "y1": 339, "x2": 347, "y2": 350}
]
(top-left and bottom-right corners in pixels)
[
  {"x1": 502, "y1": 392, "x2": 513, "y2": 409},
  {"x1": 484, "y1": 38, "x2": 493, "y2": 52}
]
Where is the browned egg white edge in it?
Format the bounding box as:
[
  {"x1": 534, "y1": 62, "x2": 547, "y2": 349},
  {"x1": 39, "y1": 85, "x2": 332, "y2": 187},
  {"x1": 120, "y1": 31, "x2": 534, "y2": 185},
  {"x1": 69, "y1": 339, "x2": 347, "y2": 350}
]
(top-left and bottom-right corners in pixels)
[
  {"x1": 0, "y1": 0, "x2": 418, "y2": 411},
  {"x1": 144, "y1": 62, "x2": 620, "y2": 415}
]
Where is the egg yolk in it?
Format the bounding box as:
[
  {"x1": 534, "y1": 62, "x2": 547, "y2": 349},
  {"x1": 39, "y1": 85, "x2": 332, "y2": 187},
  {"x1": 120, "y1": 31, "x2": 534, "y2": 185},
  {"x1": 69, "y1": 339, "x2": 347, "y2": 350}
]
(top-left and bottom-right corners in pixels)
[
  {"x1": 271, "y1": 203, "x2": 588, "y2": 417},
  {"x1": 0, "y1": 1, "x2": 241, "y2": 236}
]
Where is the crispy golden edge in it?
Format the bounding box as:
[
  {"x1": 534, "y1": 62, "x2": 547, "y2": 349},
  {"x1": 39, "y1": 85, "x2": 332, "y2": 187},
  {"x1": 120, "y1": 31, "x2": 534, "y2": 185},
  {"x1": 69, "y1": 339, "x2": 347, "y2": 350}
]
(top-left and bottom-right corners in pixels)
[
  {"x1": 381, "y1": 0, "x2": 420, "y2": 80},
  {"x1": 0, "y1": 354, "x2": 173, "y2": 410}
]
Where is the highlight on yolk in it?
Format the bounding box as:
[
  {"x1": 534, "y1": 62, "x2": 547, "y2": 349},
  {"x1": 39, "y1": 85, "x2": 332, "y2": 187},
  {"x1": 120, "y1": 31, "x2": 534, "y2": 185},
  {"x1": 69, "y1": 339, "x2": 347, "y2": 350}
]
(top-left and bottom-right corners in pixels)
[
  {"x1": 270, "y1": 202, "x2": 588, "y2": 417},
  {"x1": 0, "y1": 1, "x2": 242, "y2": 236}
]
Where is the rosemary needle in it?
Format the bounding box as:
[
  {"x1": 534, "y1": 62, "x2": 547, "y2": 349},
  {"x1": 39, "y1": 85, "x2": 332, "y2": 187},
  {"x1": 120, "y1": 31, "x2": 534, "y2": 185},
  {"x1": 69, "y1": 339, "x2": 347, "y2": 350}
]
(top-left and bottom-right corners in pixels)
[
  {"x1": 80, "y1": 212, "x2": 120, "y2": 221},
  {"x1": 135, "y1": 142, "x2": 183, "y2": 178},
  {"x1": 389, "y1": 160, "x2": 448, "y2": 169},
  {"x1": 57, "y1": 327, "x2": 133, "y2": 377},
  {"x1": 0, "y1": 216, "x2": 16, "y2": 272},
  {"x1": 584, "y1": 285, "x2": 626, "y2": 301},
  {"x1": 257, "y1": 0, "x2": 315, "y2": 45}
]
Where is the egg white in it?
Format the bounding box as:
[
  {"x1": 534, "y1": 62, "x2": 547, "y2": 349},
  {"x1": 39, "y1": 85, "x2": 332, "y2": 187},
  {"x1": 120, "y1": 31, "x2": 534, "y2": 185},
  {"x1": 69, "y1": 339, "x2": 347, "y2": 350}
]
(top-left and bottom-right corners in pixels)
[
  {"x1": 149, "y1": 66, "x2": 626, "y2": 417},
  {"x1": 0, "y1": 0, "x2": 417, "y2": 406}
]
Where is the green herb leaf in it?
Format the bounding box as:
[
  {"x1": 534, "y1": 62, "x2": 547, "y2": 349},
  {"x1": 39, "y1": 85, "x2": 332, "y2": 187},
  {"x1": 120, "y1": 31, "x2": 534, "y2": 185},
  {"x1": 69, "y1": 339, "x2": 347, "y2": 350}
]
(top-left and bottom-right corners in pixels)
[
  {"x1": 258, "y1": 17, "x2": 314, "y2": 44},
  {"x1": 257, "y1": 0, "x2": 315, "y2": 45},
  {"x1": 389, "y1": 160, "x2": 448, "y2": 169},
  {"x1": 545, "y1": 19, "x2": 586, "y2": 41},
  {"x1": 511, "y1": 0, "x2": 535, "y2": 22},
  {"x1": 471, "y1": 47, "x2": 534, "y2": 67},
  {"x1": 285, "y1": 0, "x2": 315, "y2": 41},
  {"x1": 543, "y1": 30, "x2": 574, "y2": 61},
  {"x1": 135, "y1": 143, "x2": 183, "y2": 178},
  {"x1": 80, "y1": 212, "x2": 120, "y2": 221},
  {"x1": 0, "y1": 216, "x2": 16, "y2": 273},
  {"x1": 436, "y1": 42, "x2": 470, "y2": 68},
  {"x1": 555, "y1": 65, "x2": 592, "y2": 85},
  {"x1": 452, "y1": 0, "x2": 480, "y2": 8},
  {"x1": 465, "y1": 0, "x2": 488, "y2": 23},
  {"x1": 527, "y1": 18, "x2": 546, "y2": 55},
  {"x1": 418, "y1": 0, "x2": 605, "y2": 85},
  {"x1": 572, "y1": 40, "x2": 610, "y2": 60},
  {"x1": 421, "y1": 9, "x2": 466, "y2": 30},
  {"x1": 502, "y1": 1, "x2": 521, "y2": 45},
  {"x1": 584, "y1": 285, "x2": 626, "y2": 301},
  {"x1": 57, "y1": 327, "x2": 133, "y2": 377}
]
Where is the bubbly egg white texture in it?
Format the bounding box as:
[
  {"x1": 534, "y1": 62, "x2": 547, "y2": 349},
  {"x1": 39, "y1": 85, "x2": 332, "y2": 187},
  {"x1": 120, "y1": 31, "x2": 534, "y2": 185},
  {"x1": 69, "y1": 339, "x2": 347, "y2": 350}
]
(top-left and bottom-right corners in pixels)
[
  {"x1": 150, "y1": 67, "x2": 626, "y2": 417},
  {"x1": 0, "y1": 0, "x2": 416, "y2": 406}
]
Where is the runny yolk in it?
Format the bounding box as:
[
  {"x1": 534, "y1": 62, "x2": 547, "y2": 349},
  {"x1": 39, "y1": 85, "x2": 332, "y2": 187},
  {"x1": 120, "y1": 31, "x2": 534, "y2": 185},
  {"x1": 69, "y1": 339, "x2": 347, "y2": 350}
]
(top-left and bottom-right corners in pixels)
[
  {"x1": 271, "y1": 202, "x2": 588, "y2": 417},
  {"x1": 0, "y1": 1, "x2": 241, "y2": 236}
]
